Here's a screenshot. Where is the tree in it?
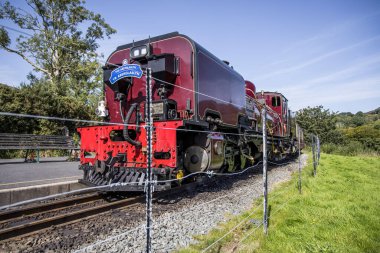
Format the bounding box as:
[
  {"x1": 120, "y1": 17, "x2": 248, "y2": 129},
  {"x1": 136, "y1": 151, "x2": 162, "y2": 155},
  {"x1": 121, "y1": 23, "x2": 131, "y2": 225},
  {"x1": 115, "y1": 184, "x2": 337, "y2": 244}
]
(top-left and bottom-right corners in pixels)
[
  {"x1": 0, "y1": 0, "x2": 116, "y2": 95},
  {"x1": 296, "y1": 105, "x2": 343, "y2": 144},
  {"x1": 0, "y1": 80, "x2": 97, "y2": 135},
  {"x1": 343, "y1": 123, "x2": 380, "y2": 152}
]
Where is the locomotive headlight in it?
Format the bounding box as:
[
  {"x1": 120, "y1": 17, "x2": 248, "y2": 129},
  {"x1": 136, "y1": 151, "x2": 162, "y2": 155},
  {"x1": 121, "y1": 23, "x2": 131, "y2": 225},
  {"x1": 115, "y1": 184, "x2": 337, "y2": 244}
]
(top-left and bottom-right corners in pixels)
[
  {"x1": 133, "y1": 49, "x2": 140, "y2": 57},
  {"x1": 130, "y1": 44, "x2": 150, "y2": 59}
]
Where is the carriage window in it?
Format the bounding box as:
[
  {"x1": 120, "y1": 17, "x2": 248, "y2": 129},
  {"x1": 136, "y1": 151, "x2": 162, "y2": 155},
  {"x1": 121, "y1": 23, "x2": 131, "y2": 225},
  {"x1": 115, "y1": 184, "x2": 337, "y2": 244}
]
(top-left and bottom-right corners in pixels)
[
  {"x1": 271, "y1": 97, "x2": 276, "y2": 106},
  {"x1": 271, "y1": 96, "x2": 281, "y2": 107}
]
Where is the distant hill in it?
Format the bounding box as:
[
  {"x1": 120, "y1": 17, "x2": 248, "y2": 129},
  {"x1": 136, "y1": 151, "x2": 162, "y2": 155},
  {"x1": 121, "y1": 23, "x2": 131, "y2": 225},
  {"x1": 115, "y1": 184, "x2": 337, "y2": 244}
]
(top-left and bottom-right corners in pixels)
[
  {"x1": 337, "y1": 107, "x2": 380, "y2": 116},
  {"x1": 366, "y1": 107, "x2": 380, "y2": 115}
]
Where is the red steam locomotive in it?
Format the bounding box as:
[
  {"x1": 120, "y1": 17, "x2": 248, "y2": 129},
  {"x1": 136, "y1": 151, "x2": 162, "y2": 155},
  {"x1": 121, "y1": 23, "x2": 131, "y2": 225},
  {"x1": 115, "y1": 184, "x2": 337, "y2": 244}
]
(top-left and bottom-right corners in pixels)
[{"x1": 77, "y1": 32, "x2": 297, "y2": 191}]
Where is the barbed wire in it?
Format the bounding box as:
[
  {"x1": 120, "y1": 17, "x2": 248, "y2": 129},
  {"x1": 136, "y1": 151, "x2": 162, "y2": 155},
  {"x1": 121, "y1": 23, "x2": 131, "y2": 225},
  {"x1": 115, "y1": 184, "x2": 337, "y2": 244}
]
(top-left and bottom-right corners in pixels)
[
  {"x1": 154, "y1": 161, "x2": 263, "y2": 185},
  {"x1": 201, "y1": 203, "x2": 263, "y2": 252},
  {"x1": 0, "y1": 154, "x2": 305, "y2": 222},
  {"x1": 76, "y1": 177, "x2": 266, "y2": 252},
  {"x1": 235, "y1": 157, "x2": 316, "y2": 251},
  {"x1": 0, "y1": 111, "x2": 139, "y2": 128},
  {"x1": 199, "y1": 159, "x2": 311, "y2": 252},
  {"x1": 75, "y1": 154, "x2": 311, "y2": 252},
  {"x1": 0, "y1": 111, "x2": 284, "y2": 140},
  {"x1": 73, "y1": 224, "x2": 145, "y2": 253},
  {"x1": 151, "y1": 76, "x2": 281, "y2": 119},
  {"x1": 1, "y1": 25, "x2": 288, "y2": 142},
  {"x1": 0, "y1": 22, "x2": 318, "y2": 253},
  {"x1": 0, "y1": 135, "x2": 305, "y2": 212},
  {"x1": 2, "y1": 24, "x2": 287, "y2": 129},
  {"x1": 0, "y1": 181, "x2": 143, "y2": 211},
  {"x1": 151, "y1": 77, "x2": 244, "y2": 109},
  {"x1": 237, "y1": 194, "x2": 295, "y2": 250}
]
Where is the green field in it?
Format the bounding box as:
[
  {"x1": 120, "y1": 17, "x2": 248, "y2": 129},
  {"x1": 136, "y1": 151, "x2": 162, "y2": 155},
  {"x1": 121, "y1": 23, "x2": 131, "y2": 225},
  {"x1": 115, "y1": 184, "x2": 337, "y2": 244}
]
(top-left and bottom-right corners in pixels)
[{"x1": 179, "y1": 154, "x2": 380, "y2": 253}]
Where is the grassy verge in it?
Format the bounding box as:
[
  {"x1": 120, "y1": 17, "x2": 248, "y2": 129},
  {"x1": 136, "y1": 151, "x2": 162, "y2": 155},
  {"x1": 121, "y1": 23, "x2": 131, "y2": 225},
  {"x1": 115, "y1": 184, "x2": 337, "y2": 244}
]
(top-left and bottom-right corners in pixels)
[{"x1": 178, "y1": 154, "x2": 380, "y2": 253}]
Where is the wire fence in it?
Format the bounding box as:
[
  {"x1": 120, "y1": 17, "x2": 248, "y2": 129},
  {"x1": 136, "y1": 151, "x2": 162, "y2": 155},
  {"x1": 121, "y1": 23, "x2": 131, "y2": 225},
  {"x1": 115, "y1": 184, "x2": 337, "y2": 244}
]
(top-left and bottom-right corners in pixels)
[{"x1": 0, "y1": 61, "x2": 322, "y2": 252}]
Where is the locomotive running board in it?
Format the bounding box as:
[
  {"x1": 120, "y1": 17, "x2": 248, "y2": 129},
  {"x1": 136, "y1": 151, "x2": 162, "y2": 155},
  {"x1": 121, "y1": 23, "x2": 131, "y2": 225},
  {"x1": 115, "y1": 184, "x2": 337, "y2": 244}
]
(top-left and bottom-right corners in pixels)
[{"x1": 79, "y1": 167, "x2": 171, "y2": 192}]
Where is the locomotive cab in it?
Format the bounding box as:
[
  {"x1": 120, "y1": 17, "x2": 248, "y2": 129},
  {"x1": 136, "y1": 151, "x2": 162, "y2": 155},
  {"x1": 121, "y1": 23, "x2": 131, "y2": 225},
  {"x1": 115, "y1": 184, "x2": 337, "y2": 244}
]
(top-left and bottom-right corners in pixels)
[{"x1": 256, "y1": 92, "x2": 290, "y2": 137}]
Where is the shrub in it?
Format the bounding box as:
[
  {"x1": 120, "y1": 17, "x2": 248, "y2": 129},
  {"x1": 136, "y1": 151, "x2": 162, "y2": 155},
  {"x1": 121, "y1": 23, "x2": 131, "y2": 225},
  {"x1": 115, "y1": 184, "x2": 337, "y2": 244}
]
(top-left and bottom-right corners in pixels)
[{"x1": 321, "y1": 141, "x2": 378, "y2": 156}]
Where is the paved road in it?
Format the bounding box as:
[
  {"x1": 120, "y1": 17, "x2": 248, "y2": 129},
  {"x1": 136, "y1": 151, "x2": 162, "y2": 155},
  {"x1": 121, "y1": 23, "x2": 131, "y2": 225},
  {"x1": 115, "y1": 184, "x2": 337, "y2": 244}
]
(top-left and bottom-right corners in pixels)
[{"x1": 0, "y1": 157, "x2": 82, "y2": 189}]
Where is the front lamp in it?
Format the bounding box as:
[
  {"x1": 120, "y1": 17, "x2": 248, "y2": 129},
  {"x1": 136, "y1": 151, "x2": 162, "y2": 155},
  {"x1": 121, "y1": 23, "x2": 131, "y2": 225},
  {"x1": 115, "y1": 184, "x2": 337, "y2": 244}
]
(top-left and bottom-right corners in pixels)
[{"x1": 130, "y1": 44, "x2": 150, "y2": 60}]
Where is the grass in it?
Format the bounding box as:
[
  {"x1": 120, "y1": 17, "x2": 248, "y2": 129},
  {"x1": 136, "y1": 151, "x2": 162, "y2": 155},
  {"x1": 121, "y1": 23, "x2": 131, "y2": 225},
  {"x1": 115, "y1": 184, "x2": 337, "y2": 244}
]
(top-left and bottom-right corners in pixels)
[{"x1": 177, "y1": 153, "x2": 380, "y2": 253}]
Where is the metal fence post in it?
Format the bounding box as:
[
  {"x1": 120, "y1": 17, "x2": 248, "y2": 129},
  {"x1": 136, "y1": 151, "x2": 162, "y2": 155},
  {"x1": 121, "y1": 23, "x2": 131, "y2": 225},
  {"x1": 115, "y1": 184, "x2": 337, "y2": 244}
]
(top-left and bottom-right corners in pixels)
[
  {"x1": 262, "y1": 106, "x2": 268, "y2": 234},
  {"x1": 297, "y1": 124, "x2": 302, "y2": 194},
  {"x1": 317, "y1": 136, "x2": 320, "y2": 165},
  {"x1": 311, "y1": 135, "x2": 316, "y2": 177},
  {"x1": 145, "y1": 68, "x2": 153, "y2": 252}
]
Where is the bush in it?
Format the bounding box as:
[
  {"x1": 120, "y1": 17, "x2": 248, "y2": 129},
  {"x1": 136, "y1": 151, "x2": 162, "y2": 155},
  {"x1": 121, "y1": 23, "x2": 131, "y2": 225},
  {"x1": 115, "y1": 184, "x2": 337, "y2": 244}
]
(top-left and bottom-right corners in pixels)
[{"x1": 321, "y1": 141, "x2": 378, "y2": 156}]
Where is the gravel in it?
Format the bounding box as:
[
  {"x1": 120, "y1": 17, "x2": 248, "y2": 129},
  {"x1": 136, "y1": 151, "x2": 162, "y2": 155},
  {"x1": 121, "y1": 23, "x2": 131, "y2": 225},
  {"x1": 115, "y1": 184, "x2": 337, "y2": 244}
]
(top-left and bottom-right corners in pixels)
[
  {"x1": 0, "y1": 155, "x2": 307, "y2": 253},
  {"x1": 75, "y1": 154, "x2": 308, "y2": 253}
]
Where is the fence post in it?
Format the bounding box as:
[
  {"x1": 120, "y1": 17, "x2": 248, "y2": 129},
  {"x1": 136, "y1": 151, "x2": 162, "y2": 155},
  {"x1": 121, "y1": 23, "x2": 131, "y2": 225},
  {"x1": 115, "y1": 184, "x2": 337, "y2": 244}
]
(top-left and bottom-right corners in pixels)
[
  {"x1": 145, "y1": 68, "x2": 153, "y2": 252},
  {"x1": 297, "y1": 124, "x2": 302, "y2": 194},
  {"x1": 262, "y1": 106, "x2": 268, "y2": 234},
  {"x1": 317, "y1": 136, "x2": 320, "y2": 165},
  {"x1": 311, "y1": 135, "x2": 316, "y2": 177}
]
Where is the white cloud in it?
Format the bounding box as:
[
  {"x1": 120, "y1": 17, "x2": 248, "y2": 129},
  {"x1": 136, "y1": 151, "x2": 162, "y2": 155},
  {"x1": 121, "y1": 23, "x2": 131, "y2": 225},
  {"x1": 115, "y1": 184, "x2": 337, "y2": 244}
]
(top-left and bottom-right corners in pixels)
[
  {"x1": 307, "y1": 54, "x2": 380, "y2": 84},
  {"x1": 285, "y1": 76, "x2": 380, "y2": 111},
  {"x1": 256, "y1": 35, "x2": 380, "y2": 81},
  {"x1": 282, "y1": 10, "x2": 380, "y2": 54}
]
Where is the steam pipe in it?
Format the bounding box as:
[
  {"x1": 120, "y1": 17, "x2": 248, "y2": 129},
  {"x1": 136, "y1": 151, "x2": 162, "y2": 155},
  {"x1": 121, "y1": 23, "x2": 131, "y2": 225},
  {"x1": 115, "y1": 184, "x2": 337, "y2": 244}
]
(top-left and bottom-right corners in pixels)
[{"x1": 123, "y1": 103, "x2": 141, "y2": 147}]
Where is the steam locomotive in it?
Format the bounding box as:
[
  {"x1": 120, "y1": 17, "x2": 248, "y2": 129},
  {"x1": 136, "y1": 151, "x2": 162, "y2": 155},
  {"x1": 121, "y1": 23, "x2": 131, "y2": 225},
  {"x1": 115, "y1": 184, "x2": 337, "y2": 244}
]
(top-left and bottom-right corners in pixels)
[{"x1": 77, "y1": 32, "x2": 297, "y2": 191}]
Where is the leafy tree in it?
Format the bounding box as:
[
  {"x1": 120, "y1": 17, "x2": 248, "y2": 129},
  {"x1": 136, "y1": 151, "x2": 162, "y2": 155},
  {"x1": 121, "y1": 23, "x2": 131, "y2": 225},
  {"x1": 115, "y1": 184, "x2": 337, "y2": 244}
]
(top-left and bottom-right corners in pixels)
[
  {"x1": 0, "y1": 81, "x2": 97, "y2": 135},
  {"x1": 296, "y1": 105, "x2": 343, "y2": 144},
  {"x1": 0, "y1": 83, "x2": 37, "y2": 134},
  {"x1": 342, "y1": 122, "x2": 380, "y2": 151},
  {"x1": 0, "y1": 0, "x2": 116, "y2": 96},
  {"x1": 0, "y1": 0, "x2": 115, "y2": 139}
]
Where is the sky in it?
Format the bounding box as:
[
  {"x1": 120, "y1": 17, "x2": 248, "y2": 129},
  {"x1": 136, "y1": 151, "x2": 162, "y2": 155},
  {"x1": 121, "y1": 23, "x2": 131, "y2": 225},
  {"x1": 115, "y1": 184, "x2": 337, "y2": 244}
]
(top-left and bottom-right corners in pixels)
[{"x1": 1, "y1": 0, "x2": 380, "y2": 113}]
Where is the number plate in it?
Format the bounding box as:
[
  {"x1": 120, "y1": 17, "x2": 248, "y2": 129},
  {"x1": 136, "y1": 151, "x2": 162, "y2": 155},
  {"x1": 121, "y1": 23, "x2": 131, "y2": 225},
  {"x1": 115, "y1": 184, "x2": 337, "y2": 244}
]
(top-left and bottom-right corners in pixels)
[{"x1": 152, "y1": 102, "x2": 164, "y2": 115}]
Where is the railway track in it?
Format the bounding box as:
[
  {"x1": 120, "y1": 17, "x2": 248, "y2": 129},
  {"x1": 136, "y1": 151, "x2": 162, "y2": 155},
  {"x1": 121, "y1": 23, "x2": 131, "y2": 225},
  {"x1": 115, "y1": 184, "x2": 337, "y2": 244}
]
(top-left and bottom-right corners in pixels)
[
  {"x1": 0, "y1": 193, "x2": 143, "y2": 241},
  {"x1": 0, "y1": 182, "x2": 197, "y2": 241}
]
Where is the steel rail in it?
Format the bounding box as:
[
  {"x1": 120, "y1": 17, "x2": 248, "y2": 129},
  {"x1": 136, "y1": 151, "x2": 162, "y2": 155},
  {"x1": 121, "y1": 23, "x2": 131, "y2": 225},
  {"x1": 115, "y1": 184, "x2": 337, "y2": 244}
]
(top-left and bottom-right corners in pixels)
[
  {"x1": 0, "y1": 195, "x2": 143, "y2": 241},
  {"x1": 0, "y1": 181, "x2": 198, "y2": 241},
  {"x1": 0, "y1": 154, "x2": 295, "y2": 242},
  {"x1": 0, "y1": 193, "x2": 102, "y2": 222}
]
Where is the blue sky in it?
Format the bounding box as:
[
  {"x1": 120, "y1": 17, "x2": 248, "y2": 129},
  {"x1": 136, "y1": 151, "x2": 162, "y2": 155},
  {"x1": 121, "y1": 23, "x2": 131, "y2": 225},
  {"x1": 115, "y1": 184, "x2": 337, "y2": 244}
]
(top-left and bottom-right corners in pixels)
[{"x1": 1, "y1": 0, "x2": 379, "y2": 113}]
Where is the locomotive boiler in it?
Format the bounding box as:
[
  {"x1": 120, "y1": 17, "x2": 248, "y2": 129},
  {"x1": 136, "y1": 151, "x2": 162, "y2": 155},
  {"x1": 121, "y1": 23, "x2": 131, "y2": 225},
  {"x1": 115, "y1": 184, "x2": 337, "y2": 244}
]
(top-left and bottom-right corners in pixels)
[{"x1": 77, "y1": 32, "x2": 296, "y2": 191}]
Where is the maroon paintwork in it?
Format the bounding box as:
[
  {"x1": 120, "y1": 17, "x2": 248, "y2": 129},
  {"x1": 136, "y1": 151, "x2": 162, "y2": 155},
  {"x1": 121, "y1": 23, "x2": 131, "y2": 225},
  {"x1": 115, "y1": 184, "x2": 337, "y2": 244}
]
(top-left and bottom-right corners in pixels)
[
  {"x1": 104, "y1": 34, "x2": 246, "y2": 127},
  {"x1": 197, "y1": 47, "x2": 246, "y2": 126},
  {"x1": 106, "y1": 36, "x2": 195, "y2": 124},
  {"x1": 78, "y1": 33, "x2": 248, "y2": 168},
  {"x1": 256, "y1": 92, "x2": 289, "y2": 137},
  {"x1": 245, "y1": 81, "x2": 256, "y2": 98},
  {"x1": 77, "y1": 32, "x2": 298, "y2": 191}
]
